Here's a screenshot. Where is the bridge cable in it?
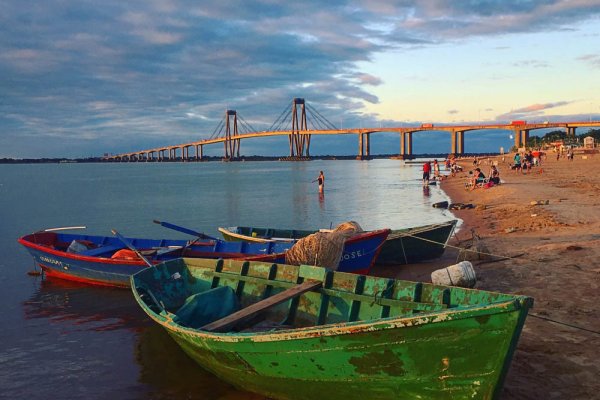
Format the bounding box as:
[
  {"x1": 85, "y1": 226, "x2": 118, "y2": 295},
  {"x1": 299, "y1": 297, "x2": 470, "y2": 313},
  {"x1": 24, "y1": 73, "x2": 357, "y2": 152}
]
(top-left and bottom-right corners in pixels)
[
  {"x1": 269, "y1": 100, "x2": 294, "y2": 131},
  {"x1": 208, "y1": 119, "x2": 225, "y2": 140},
  {"x1": 237, "y1": 115, "x2": 257, "y2": 134},
  {"x1": 306, "y1": 103, "x2": 338, "y2": 129}
]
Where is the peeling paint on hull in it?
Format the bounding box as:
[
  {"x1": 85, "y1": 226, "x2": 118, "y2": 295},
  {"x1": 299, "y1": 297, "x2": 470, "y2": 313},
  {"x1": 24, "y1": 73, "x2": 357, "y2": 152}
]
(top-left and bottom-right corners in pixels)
[{"x1": 132, "y1": 258, "x2": 533, "y2": 400}]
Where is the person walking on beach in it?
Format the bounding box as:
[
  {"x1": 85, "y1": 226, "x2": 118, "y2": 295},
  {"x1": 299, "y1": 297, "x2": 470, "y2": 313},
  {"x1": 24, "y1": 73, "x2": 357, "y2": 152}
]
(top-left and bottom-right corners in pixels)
[
  {"x1": 422, "y1": 161, "x2": 431, "y2": 186},
  {"x1": 313, "y1": 171, "x2": 325, "y2": 193}
]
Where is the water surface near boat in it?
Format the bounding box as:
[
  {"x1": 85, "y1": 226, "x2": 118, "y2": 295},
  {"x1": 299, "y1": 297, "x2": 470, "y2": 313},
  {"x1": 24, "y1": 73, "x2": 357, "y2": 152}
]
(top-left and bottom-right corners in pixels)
[{"x1": 2, "y1": 159, "x2": 456, "y2": 399}]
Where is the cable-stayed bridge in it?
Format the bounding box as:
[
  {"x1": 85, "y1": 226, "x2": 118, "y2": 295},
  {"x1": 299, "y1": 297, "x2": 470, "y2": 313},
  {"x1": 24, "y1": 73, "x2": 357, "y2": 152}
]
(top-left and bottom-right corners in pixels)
[{"x1": 104, "y1": 98, "x2": 599, "y2": 161}]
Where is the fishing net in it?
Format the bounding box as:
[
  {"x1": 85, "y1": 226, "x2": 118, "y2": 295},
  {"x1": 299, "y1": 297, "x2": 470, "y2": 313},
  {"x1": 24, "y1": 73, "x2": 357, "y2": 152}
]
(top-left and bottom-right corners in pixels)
[
  {"x1": 286, "y1": 221, "x2": 363, "y2": 270},
  {"x1": 333, "y1": 221, "x2": 363, "y2": 235}
]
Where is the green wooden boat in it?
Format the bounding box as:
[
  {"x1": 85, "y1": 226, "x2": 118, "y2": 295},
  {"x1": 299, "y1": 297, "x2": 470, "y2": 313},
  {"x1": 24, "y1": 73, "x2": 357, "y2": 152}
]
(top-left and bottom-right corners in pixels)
[
  {"x1": 218, "y1": 220, "x2": 458, "y2": 265},
  {"x1": 131, "y1": 257, "x2": 532, "y2": 400}
]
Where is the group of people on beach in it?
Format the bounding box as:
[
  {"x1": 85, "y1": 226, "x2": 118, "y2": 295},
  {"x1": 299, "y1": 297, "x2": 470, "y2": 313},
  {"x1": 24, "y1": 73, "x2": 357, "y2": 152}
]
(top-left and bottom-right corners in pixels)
[
  {"x1": 422, "y1": 159, "x2": 443, "y2": 186},
  {"x1": 511, "y1": 151, "x2": 543, "y2": 174},
  {"x1": 465, "y1": 164, "x2": 501, "y2": 191}
]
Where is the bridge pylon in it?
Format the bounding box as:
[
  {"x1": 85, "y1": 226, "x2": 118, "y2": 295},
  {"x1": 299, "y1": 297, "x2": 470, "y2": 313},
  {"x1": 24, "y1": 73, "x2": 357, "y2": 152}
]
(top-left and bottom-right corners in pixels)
[
  {"x1": 224, "y1": 110, "x2": 240, "y2": 159},
  {"x1": 290, "y1": 98, "x2": 310, "y2": 157}
]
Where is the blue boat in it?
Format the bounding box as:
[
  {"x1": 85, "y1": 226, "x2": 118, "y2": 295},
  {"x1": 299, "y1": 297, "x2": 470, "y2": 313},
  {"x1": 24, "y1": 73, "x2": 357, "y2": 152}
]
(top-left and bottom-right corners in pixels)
[{"x1": 18, "y1": 228, "x2": 390, "y2": 287}]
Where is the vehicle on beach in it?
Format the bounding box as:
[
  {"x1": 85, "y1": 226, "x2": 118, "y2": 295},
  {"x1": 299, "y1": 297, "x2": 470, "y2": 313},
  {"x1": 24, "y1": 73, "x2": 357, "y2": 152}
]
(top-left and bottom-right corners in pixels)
[
  {"x1": 131, "y1": 257, "x2": 534, "y2": 400},
  {"x1": 219, "y1": 220, "x2": 458, "y2": 265}
]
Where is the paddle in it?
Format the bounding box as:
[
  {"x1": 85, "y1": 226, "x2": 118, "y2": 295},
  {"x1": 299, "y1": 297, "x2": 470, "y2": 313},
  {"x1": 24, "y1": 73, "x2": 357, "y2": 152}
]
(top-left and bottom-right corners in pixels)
[
  {"x1": 41, "y1": 226, "x2": 87, "y2": 232},
  {"x1": 152, "y1": 219, "x2": 218, "y2": 240},
  {"x1": 111, "y1": 229, "x2": 155, "y2": 268}
]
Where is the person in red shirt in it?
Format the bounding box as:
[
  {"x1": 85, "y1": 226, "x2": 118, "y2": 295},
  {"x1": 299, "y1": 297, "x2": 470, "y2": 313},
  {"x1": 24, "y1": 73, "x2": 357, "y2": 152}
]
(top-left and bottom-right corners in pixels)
[{"x1": 422, "y1": 161, "x2": 431, "y2": 186}]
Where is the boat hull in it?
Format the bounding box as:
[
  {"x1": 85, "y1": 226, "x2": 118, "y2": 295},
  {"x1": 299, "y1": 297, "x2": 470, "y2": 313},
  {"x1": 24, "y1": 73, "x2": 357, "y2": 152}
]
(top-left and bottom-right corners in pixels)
[
  {"x1": 168, "y1": 304, "x2": 525, "y2": 399},
  {"x1": 22, "y1": 244, "x2": 144, "y2": 287},
  {"x1": 220, "y1": 221, "x2": 457, "y2": 266},
  {"x1": 131, "y1": 258, "x2": 533, "y2": 400},
  {"x1": 377, "y1": 220, "x2": 457, "y2": 265},
  {"x1": 17, "y1": 232, "x2": 289, "y2": 288},
  {"x1": 18, "y1": 228, "x2": 388, "y2": 287}
]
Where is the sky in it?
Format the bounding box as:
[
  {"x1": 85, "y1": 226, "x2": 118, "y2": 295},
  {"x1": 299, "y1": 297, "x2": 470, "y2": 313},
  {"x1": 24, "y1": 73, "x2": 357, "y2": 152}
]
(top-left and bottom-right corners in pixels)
[{"x1": 1, "y1": 0, "x2": 600, "y2": 158}]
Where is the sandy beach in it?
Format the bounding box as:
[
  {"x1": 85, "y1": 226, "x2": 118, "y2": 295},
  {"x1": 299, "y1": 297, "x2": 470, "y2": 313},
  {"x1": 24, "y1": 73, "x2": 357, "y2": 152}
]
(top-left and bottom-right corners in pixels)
[{"x1": 381, "y1": 151, "x2": 600, "y2": 399}]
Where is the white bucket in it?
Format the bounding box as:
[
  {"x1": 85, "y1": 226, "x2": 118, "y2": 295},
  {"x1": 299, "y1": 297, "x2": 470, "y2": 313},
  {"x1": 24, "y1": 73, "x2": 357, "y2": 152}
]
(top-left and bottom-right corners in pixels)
[{"x1": 431, "y1": 261, "x2": 477, "y2": 288}]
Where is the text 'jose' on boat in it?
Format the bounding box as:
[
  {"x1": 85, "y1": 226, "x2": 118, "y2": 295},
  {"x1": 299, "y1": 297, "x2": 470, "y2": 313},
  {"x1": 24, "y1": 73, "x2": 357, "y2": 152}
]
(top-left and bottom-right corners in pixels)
[
  {"x1": 17, "y1": 221, "x2": 390, "y2": 287},
  {"x1": 131, "y1": 257, "x2": 533, "y2": 400},
  {"x1": 219, "y1": 219, "x2": 458, "y2": 265}
]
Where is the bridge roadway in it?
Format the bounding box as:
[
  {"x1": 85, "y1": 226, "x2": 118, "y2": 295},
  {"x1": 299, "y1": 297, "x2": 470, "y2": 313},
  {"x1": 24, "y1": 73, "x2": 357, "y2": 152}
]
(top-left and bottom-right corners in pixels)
[{"x1": 105, "y1": 120, "x2": 599, "y2": 161}]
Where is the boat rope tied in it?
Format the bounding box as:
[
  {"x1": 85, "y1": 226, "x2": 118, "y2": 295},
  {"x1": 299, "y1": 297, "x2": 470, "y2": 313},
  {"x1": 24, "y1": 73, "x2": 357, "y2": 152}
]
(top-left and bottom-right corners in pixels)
[
  {"x1": 371, "y1": 289, "x2": 380, "y2": 306},
  {"x1": 529, "y1": 313, "x2": 600, "y2": 336},
  {"x1": 396, "y1": 230, "x2": 526, "y2": 263},
  {"x1": 370, "y1": 285, "x2": 394, "y2": 306},
  {"x1": 445, "y1": 267, "x2": 455, "y2": 286}
]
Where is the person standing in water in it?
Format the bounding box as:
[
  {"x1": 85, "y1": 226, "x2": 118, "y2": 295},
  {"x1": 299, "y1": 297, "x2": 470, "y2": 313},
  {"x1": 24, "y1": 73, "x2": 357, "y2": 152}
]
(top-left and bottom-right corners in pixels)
[
  {"x1": 313, "y1": 171, "x2": 325, "y2": 193},
  {"x1": 422, "y1": 161, "x2": 431, "y2": 186},
  {"x1": 433, "y1": 159, "x2": 440, "y2": 180}
]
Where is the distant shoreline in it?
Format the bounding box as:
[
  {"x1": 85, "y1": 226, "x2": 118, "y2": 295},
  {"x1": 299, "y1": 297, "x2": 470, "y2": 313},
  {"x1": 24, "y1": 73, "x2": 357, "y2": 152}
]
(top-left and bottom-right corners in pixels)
[{"x1": 0, "y1": 153, "x2": 500, "y2": 164}]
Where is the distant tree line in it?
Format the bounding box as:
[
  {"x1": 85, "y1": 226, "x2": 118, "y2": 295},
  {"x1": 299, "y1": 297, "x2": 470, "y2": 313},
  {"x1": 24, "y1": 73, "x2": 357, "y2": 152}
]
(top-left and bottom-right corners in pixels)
[{"x1": 525, "y1": 128, "x2": 600, "y2": 149}]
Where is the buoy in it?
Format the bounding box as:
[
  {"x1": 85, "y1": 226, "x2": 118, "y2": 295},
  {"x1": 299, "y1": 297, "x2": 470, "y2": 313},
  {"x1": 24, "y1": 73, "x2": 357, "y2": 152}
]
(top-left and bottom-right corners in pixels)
[{"x1": 431, "y1": 261, "x2": 477, "y2": 288}]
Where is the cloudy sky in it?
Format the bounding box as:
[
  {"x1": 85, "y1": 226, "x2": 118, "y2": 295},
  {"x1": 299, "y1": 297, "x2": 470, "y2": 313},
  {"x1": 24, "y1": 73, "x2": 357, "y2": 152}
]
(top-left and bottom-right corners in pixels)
[{"x1": 1, "y1": 0, "x2": 599, "y2": 158}]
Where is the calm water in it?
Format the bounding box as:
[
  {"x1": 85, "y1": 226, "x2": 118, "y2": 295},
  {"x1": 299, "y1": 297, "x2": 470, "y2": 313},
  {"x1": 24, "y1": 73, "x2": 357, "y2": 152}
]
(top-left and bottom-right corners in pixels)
[{"x1": 0, "y1": 159, "x2": 456, "y2": 399}]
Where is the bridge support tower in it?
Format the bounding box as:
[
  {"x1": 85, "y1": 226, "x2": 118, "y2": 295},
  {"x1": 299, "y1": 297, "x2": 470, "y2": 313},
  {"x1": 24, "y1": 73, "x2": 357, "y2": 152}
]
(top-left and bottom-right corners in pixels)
[
  {"x1": 224, "y1": 110, "x2": 241, "y2": 159},
  {"x1": 514, "y1": 129, "x2": 529, "y2": 149},
  {"x1": 451, "y1": 130, "x2": 465, "y2": 155},
  {"x1": 400, "y1": 131, "x2": 413, "y2": 157},
  {"x1": 357, "y1": 132, "x2": 371, "y2": 159},
  {"x1": 289, "y1": 98, "x2": 310, "y2": 157}
]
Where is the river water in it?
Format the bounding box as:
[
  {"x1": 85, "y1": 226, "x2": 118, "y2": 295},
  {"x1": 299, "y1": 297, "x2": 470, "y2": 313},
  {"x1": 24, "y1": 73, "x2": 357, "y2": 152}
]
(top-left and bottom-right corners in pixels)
[{"x1": 0, "y1": 159, "x2": 456, "y2": 399}]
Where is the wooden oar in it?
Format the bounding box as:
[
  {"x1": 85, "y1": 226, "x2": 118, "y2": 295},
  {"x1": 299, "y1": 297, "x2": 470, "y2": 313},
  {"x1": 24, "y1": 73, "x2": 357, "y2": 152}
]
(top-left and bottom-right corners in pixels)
[
  {"x1": 111, "y1": 229, "x2": 155, "y2": 268},
  {"x1": 153, "y1": 219, "x2": 218, "y2": 240},
  {"x1": 41, "y1": 226, "x2": 87, "y2": 232},
  {"x1": 201, "y1": 280, "x2": 322, "y2": 333}
]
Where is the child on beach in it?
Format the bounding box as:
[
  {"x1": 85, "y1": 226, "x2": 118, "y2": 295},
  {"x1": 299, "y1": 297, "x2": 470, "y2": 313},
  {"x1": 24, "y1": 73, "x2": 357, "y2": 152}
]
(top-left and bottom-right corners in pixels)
[
  {"x1": 467, "y1": 168, "x2": 486, "y2": 190},
  {"x1": 489, "y1": 165, "x2": 500, "y2": 185},
  {"x1": 433, "y1": 159, "x2": 440, "y2": 180}
]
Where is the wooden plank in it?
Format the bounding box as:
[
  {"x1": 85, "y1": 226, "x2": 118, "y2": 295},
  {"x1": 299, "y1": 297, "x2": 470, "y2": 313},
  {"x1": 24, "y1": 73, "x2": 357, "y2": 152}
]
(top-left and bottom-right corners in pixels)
[{"x1": 201, "y1": 280, "x2": 322, "y2": 333}]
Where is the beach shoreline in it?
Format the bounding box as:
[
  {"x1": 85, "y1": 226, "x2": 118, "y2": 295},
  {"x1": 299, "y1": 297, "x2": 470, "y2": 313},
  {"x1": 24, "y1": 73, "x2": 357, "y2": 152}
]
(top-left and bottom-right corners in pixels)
[
  {"x1": 373, "y1": 151, "x2": 600, "y2": 398},
  {"x1": 437, "y1": 153, "x2": 600, "y2": 399}
]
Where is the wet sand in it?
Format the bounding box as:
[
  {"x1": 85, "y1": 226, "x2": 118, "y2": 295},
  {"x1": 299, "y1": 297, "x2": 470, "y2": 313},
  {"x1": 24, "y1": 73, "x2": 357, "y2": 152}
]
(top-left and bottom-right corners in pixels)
[{"x1": 374, "y1": 151, "x2": 600, "y2": 399}]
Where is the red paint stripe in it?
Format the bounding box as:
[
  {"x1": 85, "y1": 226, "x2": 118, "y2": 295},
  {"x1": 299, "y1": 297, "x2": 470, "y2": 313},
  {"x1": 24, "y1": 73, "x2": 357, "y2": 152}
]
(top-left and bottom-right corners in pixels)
[{"x1": 39, "y1": 265, "x2": 129, "y2": 288}]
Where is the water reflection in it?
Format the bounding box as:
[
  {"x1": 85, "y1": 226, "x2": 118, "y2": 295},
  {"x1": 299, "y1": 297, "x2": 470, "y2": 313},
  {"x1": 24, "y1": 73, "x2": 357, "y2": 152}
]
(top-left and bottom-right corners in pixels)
[
  {"x1": 22, "y1": 276, "x2": 264, "y2": 399},
  {"x1": 23, "y1": 277, "x2": 147, "y2": 333},
  {"x1": 422, "y1": 185, "x2": 431, "y2": 197},
  {"x1": 135, "y1": 325, "x2": 264, "y2": 399}
]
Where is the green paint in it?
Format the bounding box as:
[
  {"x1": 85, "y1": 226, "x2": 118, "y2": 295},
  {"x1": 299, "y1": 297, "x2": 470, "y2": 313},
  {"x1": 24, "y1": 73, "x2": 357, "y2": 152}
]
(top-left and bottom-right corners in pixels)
[{"x1": 132, "y1": 257, "x2": 533, "y2": 400}]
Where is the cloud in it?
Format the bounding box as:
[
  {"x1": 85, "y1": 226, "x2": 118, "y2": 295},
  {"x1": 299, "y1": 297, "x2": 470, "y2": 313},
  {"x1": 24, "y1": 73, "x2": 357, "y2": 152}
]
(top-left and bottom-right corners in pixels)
[
  {"x1": 0, "y1": 0, "x2": 599, "y2": 157},
  {"x1": 578, "y1": 53, "x2": 600, "y2": 68},
  {"x1": 495, "y1": 101, "x2": 573, "y2": 120},
  {"x1": 512, "y1": 60, "x2": 550, "y2": 68}
]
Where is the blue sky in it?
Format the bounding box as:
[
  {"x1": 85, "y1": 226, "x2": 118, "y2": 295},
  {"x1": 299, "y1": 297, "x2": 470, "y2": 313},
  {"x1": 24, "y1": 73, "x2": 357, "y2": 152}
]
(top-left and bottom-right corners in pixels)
[{"x1": 1, "y1": 0, "x2": 599, "y2": 158}]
